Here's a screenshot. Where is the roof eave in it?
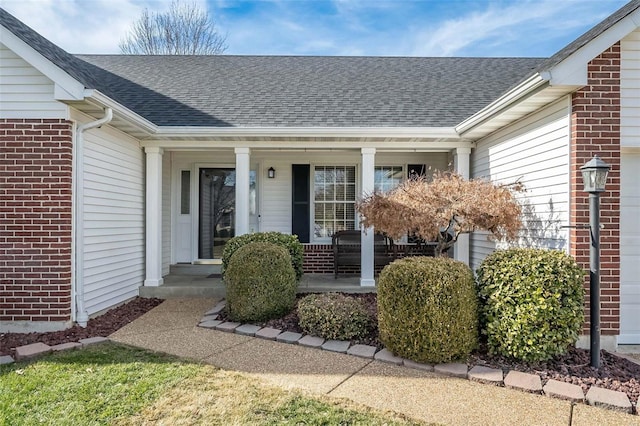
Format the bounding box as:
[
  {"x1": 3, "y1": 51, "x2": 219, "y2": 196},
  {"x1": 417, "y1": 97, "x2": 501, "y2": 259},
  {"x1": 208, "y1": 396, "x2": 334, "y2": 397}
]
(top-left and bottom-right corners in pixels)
[
  {"x1": 455, "y1": 73, "x2": 550, "y2": 136},
  {"x1": 153, "y1": 126, "x2": 461, "y2": 140},
  {"x1": 79, "y1": 89, "x2": 157, "y2": 136}
]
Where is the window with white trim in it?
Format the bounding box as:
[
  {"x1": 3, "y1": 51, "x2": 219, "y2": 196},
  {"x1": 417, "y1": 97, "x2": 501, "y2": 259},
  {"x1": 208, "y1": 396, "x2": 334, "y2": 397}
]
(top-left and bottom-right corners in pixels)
[
  {"x1": 313, "y1": 166, "x2": 356, "y2": 239},
  {"x1": 374, "y1": 166, "x2": 403, "y2": 193}
]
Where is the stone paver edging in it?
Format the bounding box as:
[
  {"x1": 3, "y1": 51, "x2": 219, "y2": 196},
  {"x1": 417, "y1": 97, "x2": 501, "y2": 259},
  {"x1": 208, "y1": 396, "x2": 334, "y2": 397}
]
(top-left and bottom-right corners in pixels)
[
  {"x1": 3, "y1": 336, "x2": 110, "y2": 365},
  {"x1": 200, "y1": 300, "x2": 637, "y2": 416}
]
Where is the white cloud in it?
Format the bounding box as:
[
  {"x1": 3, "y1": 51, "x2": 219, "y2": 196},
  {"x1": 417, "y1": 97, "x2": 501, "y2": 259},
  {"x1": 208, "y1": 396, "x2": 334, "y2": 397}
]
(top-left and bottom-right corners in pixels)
[
  {"x1": 409, "y1": 0, "x2": 625, "y2": 57},
  {"x1": 1, "y1": 0, "x2": 209, "y2": 53}
]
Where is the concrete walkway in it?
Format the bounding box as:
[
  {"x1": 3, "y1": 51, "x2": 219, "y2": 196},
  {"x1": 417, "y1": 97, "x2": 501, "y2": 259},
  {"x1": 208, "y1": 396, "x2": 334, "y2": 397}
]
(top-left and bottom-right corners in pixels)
[{"x1": 109, "y1": 298, "x2": 637, "y2": 426}]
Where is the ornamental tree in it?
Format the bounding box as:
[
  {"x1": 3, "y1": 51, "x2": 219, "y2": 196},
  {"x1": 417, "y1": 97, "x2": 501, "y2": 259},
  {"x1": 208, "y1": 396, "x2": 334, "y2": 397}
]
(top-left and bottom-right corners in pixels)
[{"x1": 357, "y1": 171, "x2": 523, "y2": 255}]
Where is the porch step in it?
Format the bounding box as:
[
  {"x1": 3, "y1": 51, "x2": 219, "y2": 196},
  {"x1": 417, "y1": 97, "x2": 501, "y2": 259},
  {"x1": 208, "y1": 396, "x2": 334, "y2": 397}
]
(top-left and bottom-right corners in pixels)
[
  {"x1": 169, "y1": 264, "x2": 222, "y2": 276},
  {"x1": 139, "y1": 274, "x2": 375, "y2": 299},
  {"x1": 139, "y1": 281, "x2": 226, "y2": 299}
]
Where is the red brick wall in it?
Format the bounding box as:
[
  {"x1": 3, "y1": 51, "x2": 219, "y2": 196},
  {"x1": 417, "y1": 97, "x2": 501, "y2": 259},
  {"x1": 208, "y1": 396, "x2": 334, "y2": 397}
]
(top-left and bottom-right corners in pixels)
[
  {"x1": 0, "y1": 119, "x2": 73, "y2": 324},
  {"x1": 570, "y1": 43, "x2": 621, "y2": 336},
  {"x1": 303, "y1": 244, "x2": 334, "y2": 274},
  {"x1": 302, "y1": 244, "x2": 390, "y2": 275}
]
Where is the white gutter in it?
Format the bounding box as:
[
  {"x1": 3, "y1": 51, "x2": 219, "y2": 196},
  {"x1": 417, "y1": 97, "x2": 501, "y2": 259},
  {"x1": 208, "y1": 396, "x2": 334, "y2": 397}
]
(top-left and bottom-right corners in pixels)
[
  {"x1": 73, "y1": 108, "x2": 113, "y2": 327},
  {"x1": 83, "y1": 89, "x2": 157, "y2": 135},
  {"x1": 455, "y1": 73, "x2": 550, "y2": 136}
]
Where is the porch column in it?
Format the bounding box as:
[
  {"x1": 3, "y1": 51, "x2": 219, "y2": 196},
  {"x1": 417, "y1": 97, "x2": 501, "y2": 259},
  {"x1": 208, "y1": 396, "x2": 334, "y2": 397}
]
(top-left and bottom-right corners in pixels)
[
  {"x1": 144, "y1": 147, "x2": 164, "y2": 287},
  {"x1": 360, "y1": 148, "x2": 376, "y2": 286},
  {"x1": 454, "y1": 147, "x2": 471, "y2": 265},
  {"x1": 235, "y1": 147, "x2": 251, "y2": 236}
]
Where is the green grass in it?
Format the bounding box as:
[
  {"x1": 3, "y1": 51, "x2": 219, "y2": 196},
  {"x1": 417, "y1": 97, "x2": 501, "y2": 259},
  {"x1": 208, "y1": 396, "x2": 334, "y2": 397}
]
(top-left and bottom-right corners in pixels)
[
  {"x1": 0, "y1": 343, "x2": 426, "y2": 426},
  {"x1": 0, "y1": 343, "x2": 201, "y2": 425}
]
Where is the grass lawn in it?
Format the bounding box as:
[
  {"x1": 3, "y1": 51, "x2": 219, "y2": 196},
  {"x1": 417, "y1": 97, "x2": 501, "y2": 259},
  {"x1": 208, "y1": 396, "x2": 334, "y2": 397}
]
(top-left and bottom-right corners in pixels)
[{"x1": 0, "y1": 343, "x2": 427, "y2": 425}]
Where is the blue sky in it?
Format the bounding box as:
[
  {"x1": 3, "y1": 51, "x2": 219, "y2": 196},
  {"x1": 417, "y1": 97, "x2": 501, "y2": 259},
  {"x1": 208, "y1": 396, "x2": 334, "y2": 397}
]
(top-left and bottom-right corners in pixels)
[{"x1": 0, "y1": 0, "x2": 630, "y2": 57}]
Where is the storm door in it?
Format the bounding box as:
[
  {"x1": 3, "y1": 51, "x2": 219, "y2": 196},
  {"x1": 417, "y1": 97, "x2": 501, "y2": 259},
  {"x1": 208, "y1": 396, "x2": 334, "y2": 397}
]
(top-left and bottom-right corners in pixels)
[{"x1": 198, "y1": 168, "x2": 236, "y2": 260}]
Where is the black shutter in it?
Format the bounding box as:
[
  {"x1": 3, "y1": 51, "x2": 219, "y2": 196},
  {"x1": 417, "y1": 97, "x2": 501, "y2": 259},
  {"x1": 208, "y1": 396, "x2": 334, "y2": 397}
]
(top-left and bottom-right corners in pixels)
[{"x1": 292, "y1": 164, "x2": 310, "y2": 243}]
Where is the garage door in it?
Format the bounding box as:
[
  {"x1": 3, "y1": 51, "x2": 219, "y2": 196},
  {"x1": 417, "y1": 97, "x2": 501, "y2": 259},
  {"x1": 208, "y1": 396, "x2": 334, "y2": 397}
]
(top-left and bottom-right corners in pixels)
[{"x1": 619, "y1": 151, "x2": 640, "y2": 344}]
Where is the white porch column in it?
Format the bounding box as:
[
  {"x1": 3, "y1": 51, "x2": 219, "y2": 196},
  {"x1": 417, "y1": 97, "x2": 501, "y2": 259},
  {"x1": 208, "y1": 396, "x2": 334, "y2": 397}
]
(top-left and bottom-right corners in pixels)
[
  {"x1": 235, "y1": 147, "x2": 251, "y2": 236},
  {"x1": 144, "y1": 147, "x2": 164, "y2": 287},
  {"x1": 454, "y1": 147, "x2": 471, "y2": 265},
  {"x1": 360, "y1": 148, "x2": 376, "y2": 287}
]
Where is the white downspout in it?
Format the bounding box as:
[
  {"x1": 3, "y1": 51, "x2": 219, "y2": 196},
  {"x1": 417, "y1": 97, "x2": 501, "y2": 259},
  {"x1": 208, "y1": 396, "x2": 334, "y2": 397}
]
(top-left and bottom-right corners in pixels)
[{"x1": 73, "y1": 108, "x2": 113, "y2": 327}]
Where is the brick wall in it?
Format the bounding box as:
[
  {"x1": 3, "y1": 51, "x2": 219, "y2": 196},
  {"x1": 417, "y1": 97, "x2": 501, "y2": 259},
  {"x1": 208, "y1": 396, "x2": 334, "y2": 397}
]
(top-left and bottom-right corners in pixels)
[
  {"x1": 302, "y1": 244, "x2": 390, "y2": 275},
  {"x1": 570, "y1": 43, "x2": 621, "y2": 336},
  {"x1": 0, "y1": 119, "x2": 73, "y2": 325}
]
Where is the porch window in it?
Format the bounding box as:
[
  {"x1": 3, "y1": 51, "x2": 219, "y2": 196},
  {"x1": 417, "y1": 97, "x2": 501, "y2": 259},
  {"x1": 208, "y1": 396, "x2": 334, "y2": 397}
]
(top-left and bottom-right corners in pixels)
[
  {"x1": 374, "y1": 166, "x2": 403, "y2": 193},
  {"x1": 313, "y1": 166, "x2": 356, "y2": 239}
]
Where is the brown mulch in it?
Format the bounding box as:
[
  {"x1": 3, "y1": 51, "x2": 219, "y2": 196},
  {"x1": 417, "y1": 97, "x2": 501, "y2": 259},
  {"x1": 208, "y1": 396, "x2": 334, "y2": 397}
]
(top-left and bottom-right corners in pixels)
[
  {"x1": 222, "y1": 292, "x2": 640, "y2": 409},
  {"x1": 0, "y1": 297, "x2": 163, "y2": 357}
]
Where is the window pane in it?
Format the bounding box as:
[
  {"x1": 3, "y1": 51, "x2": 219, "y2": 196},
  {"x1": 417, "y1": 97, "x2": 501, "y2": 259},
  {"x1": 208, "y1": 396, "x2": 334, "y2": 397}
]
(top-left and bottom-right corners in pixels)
[
  {"x1": 180, "y1": 170, "x2": 190, "y2": 214},
  {"x1": 313, "y1": 165, "x2": 356, "y2": 239},
  {"x1": 374, "y1": 166, "x2": 403, "y2": 193}
]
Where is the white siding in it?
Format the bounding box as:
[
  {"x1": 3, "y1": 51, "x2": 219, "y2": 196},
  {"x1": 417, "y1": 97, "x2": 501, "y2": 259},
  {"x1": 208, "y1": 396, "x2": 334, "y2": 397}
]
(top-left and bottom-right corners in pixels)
[
  {"x1": 0, "y1": 43, "x2": 67, "y2": 118},
  {"x1": 470, "y1": 98, "x2": 571, "y2": 271},
  {"x1": 622, "y1": 29, "x2": 640, "y2": 148},
  {"x1": 81, "y1": 120, "x2": 144, "y2": 316},
  {"x1": 621, "y1": 30, "x2": 640, "y2": 344},
  {"x1": 162, "y1": 153, "x2": 171, "y2": 275},
  {"x1": 619, "y1": 152, "x2": 640, "y2": 344}
]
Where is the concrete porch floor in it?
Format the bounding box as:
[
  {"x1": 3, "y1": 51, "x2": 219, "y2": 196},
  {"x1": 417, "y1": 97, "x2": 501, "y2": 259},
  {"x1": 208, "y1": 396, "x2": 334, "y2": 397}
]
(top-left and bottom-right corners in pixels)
[{"x1": 139, "y1": 274, "x2": 375, "y2": 299}]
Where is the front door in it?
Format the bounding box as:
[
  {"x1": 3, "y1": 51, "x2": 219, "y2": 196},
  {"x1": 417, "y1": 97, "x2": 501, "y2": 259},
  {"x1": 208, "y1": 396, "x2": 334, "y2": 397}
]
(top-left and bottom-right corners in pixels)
[{"x1": 199, "y1": 168, "x2": 236, "y2": 261}]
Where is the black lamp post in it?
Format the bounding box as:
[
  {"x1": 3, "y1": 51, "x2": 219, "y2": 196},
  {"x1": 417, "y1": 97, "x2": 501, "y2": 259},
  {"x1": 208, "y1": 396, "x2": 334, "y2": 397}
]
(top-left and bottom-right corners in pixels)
[{"x1": 579, "y1": 155, "x2": 610, "y2": 368}]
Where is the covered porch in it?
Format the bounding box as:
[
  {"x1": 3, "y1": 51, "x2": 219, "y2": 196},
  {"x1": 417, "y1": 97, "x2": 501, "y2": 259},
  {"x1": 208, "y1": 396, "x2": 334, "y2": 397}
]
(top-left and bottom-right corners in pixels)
[
  {"x1": 140, "y1": 129, "x2": 474, "y2": 293},
  {"x1": 139, "y1": 263, "x2": 371, "y2": 299}
]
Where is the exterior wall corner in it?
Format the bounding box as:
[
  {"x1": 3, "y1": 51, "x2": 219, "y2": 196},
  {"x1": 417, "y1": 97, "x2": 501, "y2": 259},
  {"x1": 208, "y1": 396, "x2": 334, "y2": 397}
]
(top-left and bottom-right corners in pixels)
[{"x1": 569, "y1": 42, "x2": 622, "y2": 338}]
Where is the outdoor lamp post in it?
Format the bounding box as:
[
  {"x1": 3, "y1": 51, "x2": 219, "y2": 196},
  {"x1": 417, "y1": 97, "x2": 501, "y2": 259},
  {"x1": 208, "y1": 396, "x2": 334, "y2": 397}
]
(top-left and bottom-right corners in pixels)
[{"x1": 579, "y1": 155, "x2": 610, "y2": 368}]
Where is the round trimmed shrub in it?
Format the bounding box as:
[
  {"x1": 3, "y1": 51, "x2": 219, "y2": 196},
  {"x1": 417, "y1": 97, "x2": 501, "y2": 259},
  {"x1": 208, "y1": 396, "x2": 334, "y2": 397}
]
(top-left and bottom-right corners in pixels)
[
  {"x1": 476, "y1": 248, "x2": 585, "y2": 362},
  {"x1": 222, "y1": 232, "x2": 304, "y2": 281},
  {"x1": 225, "y1": 242, "x2": 297, "y2": 322},
  {"x1": 298, "y1": 293, "x2": 371, "y2": 340},
  {"x1": 378, "y1": 257, "x2": 478, "y2": 364}
]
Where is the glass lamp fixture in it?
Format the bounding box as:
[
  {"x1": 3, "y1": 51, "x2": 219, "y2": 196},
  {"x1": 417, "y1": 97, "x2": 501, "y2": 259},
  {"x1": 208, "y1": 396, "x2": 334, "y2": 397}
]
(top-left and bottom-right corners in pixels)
[{"x1": 580, "y1": 155, "x2": 610, "y2": 193}]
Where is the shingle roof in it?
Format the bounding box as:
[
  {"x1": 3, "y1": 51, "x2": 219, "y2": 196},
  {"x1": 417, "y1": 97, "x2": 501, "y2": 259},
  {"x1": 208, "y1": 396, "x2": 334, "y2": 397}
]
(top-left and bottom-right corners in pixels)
[
  {"x1": 0, "y1": 7, "x2": 543, "y2": 128},
  {"x1": 4, "y1": 2, "x2": 640, "y2": 128},
  {"x1": 75, "y1": 55, "x2": 543, "y2": 127}
]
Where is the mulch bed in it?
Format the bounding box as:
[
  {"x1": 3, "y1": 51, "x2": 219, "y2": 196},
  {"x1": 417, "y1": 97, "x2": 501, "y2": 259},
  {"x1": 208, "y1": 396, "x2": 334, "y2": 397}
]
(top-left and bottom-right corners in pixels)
[
  {"x1": 0, "y1": 297, "x2": 163, "y2": 357},
  {"x1": 223, "y1": 292, "x2": 640, "y2": 408}
]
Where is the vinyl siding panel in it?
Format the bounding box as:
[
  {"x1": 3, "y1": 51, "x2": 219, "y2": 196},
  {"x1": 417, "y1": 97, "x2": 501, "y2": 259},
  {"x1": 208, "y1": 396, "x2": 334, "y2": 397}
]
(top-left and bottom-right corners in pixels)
[
  {"x1": 81, "y1": 122, "x2": 144, "y2": 316},
  {"x1": 620, "y1": 29, "x2": 640, "y2": 343},
  {"x1": 0, "y1": 43, "x2": 67, "y2": 118},
  {"x1": 619, "y1": 152, "x2": 640, "y2": 344},
  {"x1": 470, "y1": 98, "x2": 570, "y2": 271},
  {"x1": 622, "y1": 29, "x2": 640, "y2": 148}
]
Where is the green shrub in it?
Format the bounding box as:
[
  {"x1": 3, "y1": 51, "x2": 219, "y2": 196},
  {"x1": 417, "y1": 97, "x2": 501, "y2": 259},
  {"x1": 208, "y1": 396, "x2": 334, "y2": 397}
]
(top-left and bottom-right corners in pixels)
[
  {"x1": 378, "y1": 257, "x2": 478, "y2": 364},
  {"x1": 222, "y1": 232, "x2": 304, "y2": 281},
  {"x1": 476, "y1": 248, "x2": 585, "y2": 362},
  {"x1": 298, "y1": 293, "x2": 372, "y2": 341},
  {"x1": 225, "y1": 242, "x2": 297, "y2": 322}
]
